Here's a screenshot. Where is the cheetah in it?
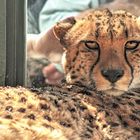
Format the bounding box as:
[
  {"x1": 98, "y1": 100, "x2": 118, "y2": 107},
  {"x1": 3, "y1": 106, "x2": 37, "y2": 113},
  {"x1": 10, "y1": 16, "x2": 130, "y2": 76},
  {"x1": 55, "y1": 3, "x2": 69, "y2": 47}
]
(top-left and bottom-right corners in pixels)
[{"x1": 0, "y1": 9, "x2": 140, "y2": 140}]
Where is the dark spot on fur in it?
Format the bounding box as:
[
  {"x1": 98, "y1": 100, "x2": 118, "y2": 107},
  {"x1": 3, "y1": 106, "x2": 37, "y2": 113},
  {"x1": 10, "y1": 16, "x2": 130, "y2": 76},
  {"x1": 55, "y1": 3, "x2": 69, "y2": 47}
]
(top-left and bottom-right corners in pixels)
[
  {"x1": 28, "y1": 105, "x2": 33, "y2": 109},
  {"x1": 95, "y1": 14, "x2": 102, "y2": 18},
  {"x1": 80, "y1": 78, "x2": 86, "y2": 81},
  {"x1": 96, "y1": 22, "x2": 100, "y2": 27},
  {"x1": 132, "y1": 88, "x2": 140, "y2": 94},
  {"x1": 82, "y1": 133, "x2": 91, "y2": 138},
  {"x1": 20, "y1": 97, "x2": 27, "y2": 102},
  {"x1": 86, "y1": 126, "x2": 93, "y2": 133},
  {"x1": 132, "y1": 110, "x2": 140, "y2": 115},
  {"x1": 59, "y1": 121, "x2": 71, "y2": 128},
  {"x1": 18, "y1": 92, "x2": 24, "y2": 95},
  {"x1": 109, "y1": 122, "x2": 119, "y2": 127},
  {"x1": 30, "y1": 88, "x2": 42, "y2": 94},
  {"x1": 135, "y1": 99, "x2": 140, "y2": 105},
  {"x1": 128, "y1": 102, "x2": 134, "y2": 106},
  {"x1": 54, "y1": 99, "x2": 60, "y2": 107},
  {"x1": 103, "y1": 124, "x2": 108, "y2": 128},
  {"x1": 118, "y1": 115, "x2": 123, "y2": 120},
  {"x1": 71, "y1": 71, "x2": 75, "y2": 74},
  {"x1": 130, "y1": 114, "x2": 140, "y2": 122},
  {"x1": 133, "y1": 127, "x2": 140, "y2": 132},
  {"x1": 118, "y1": 115, "x2": 128, "y2": 127},
  {"x1": 5, "y1": 106, "x2": 13, "y2": 112},
  {"x1": 82, "y1": 89, "x2": 92, "y2": 96},
  {"x1": 116, "y1": 98, "x2": 121, "y2": 101},
  {"x1": 44, "y1": 115, "x2": 52, "y2": 121},
  {"x1": 71, "y1": 75, "x2": 78, "y2": 79},
  {"x1": 40, "y1": 103, "x2": 48, "y2": 110},
  {"x1": 104, "y1": 111, "x2": 109, "y2": 117},
  {"x1": 79, "y1": 104, "x2": 87, "y2": 111},
  {"x1": 69, "y1": 107, "x2": 76, "y2": 112},
  {"x1": 76, "y1": 68, "x2": 80, "y2": 71},
  {"x1": 123, "y1": 96, "x2": 131, "y2": 99},
  {"x1": 5, "y1": 115, "x2": 13, "y2": 119},
  {"x1": 122, "y1": 121, "x2": 128, "y2": 127},
  {"x1": 112, "y1": 103, "x2": 119, "y2": 108},
  {"x1": 5, "y1": 97, "x2": 11, "y2": 100},
  {"x1": 87, "y1": 115, "x2": 95, "y2": 123},
  {"x1": 128, "y1": 15, "x2": 132, "y2": 18},
  {"x1": 42, "y1": 123, "x2": 54, "y2": 130},
  {"x1": 17, "y1": 108, "x2": 26, "y2": 113},
  {"x1": 27, "y1": 114, "x2": 36, "y2": 120},
  {"x1": 127, "y1": 93, "x2": 135, "y2": 96}
]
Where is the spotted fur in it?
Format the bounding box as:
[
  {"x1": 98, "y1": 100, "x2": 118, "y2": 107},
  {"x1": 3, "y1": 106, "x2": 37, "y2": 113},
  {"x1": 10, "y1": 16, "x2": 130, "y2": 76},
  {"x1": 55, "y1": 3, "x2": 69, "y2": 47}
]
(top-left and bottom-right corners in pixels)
[{"x1": 0, "y1": 9, "x2": 140, "y2": 140}]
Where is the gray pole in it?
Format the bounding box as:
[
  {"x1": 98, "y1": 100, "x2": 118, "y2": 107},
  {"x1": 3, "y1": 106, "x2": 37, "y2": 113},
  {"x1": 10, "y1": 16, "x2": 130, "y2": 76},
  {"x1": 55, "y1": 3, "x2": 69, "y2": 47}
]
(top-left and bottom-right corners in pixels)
[
  {"x1": 5, "y1": 0, "x2": 26, "y2": 86},
  {"x1": 0, "y1": 0, "x2": 6, "y2": 86}
]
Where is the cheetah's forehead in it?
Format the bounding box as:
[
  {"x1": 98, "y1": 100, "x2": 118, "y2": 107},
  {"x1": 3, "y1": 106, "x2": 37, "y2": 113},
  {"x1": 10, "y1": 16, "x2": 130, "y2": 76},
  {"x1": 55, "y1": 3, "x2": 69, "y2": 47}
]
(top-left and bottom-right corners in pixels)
[{"x1": 72, "y1": 9, "x2": 140, "y2": 40}]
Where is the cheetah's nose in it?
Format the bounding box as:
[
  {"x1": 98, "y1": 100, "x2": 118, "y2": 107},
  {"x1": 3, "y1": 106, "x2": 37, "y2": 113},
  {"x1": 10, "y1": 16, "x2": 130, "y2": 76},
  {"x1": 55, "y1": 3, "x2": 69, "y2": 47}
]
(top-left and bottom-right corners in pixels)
[{"x1": 101, "y1": 69, "x2": 124, "y2": 83}]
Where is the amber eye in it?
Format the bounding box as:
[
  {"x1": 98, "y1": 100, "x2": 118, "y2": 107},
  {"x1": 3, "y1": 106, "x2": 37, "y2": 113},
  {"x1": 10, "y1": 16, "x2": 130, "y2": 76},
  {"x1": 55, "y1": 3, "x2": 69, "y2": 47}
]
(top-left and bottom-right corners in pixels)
[
  {"x1": 125, "y1": 40, "x2": 140, "y2": 50},
  {"x1": 81, "y1": 40, "x2": 99, "y2": 51}
]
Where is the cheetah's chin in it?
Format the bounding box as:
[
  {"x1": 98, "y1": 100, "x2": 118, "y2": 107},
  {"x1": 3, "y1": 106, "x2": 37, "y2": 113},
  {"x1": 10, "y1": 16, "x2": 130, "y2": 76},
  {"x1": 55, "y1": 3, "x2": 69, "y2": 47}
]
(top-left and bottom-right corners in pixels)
[{"x1": 102, "y1": 89, "x2": 125, "y2": 96}]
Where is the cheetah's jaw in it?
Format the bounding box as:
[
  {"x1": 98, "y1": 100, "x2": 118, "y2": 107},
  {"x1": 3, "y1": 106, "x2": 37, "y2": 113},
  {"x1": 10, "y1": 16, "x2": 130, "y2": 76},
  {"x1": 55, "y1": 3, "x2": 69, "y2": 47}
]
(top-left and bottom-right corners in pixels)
[
  {"x1": 101, "y1": 88, "x2": 125, "y2": 96},
  {"x1": 95, "y1": 83, "x2": 128, "y2": 96}
]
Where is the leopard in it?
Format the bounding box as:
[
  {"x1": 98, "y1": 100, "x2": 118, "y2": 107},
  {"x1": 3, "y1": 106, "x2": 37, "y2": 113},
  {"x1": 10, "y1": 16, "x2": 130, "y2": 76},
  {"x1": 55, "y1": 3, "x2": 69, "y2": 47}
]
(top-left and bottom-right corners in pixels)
[{"x1": 0, "y1": 9, "x2": 140, "y2": 140}]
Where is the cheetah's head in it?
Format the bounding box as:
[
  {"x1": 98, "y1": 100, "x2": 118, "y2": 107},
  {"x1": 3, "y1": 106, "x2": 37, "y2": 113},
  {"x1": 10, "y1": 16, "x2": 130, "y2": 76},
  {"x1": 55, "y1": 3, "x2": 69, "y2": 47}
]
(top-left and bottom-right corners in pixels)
[{"x1": 53, "y1": 9, "x2": 140, "y2": 96}]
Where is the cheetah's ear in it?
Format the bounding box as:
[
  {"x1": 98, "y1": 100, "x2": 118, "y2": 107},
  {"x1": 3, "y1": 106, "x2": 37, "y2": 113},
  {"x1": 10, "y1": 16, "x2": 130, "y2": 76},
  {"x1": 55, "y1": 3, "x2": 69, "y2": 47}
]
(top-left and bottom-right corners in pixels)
[{"x1": 53, "y1": 17, "x2": 76, "y2": 41}]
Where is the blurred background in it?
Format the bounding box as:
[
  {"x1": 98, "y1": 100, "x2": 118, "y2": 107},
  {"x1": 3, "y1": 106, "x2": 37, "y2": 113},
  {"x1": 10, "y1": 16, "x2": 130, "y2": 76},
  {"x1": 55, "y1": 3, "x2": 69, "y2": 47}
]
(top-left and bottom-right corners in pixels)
[
  {"x1": 27, "y1": 0, "x2": 140, "y2": 34},
  {"x1": 26, "y1": 0, "x2": 140, "y2": 87}
]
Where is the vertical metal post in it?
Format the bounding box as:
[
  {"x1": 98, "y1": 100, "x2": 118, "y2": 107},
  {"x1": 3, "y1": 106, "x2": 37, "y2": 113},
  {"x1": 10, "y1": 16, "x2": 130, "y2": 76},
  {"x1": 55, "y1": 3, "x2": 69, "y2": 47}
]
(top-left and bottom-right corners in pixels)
[
  {"x1": 0, "y1": 0, "x2": 6, "y2": 86},
  {"x1": 5, "y1": 0, "x2": 26, "y2": 86}
]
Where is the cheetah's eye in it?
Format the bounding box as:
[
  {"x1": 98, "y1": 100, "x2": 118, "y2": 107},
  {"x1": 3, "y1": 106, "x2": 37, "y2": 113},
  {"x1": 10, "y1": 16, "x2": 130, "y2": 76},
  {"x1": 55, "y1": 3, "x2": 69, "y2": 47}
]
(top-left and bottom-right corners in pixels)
[
  {"x1": 81, "y1": 40, "x2": 99, "y2": 51},
  {"x1": 125, "y1": 40, "x2": 140, "y2": 50}
]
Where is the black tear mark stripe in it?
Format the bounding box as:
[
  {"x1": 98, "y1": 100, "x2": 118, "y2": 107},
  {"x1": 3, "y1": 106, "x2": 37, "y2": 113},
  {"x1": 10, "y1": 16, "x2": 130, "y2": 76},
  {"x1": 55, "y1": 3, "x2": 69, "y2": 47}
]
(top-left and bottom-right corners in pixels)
[
  {"x1": 124, "y1": 39, "x2": 138, "y2": 86},
  {"x1": 72, "y1": 51, "x2": 79, "y2": 62},
  {"x1": 89, "y1": 46, "x2": 100, "y2": 81},
  {"x1": 124, "y1": 52, "x2": 134, "y2": 87}
]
